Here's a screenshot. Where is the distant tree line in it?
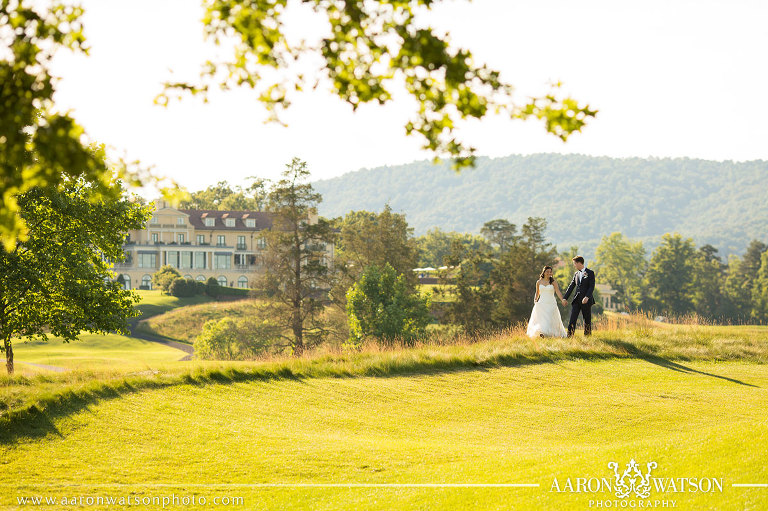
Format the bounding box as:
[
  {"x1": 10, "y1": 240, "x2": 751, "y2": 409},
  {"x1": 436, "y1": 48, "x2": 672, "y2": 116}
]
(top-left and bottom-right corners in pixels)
[
  {"x1": 175, "y1": 171, "x2": 768, "y2": 361},
  {"x1": 594, "y1": 232, "x2": 768, "y2": 322}
]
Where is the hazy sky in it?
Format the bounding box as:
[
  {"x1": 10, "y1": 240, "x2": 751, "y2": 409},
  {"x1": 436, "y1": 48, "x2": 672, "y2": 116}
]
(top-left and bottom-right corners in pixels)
[{"x1": 49, "y1": 0, "x2": 768, "y2": 193}]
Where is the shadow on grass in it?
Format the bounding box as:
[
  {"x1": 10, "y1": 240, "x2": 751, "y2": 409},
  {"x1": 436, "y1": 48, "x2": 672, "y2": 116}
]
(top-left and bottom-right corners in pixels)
[
  {"x1": 0, "y1": 349, "x2": 618, "y2": 444},
  {"x1": 1, "y1": 339, "x2": 760, "y2": 444},
  {"x1": 601, "y1": 339, "x2": 760, "y2": 388}
]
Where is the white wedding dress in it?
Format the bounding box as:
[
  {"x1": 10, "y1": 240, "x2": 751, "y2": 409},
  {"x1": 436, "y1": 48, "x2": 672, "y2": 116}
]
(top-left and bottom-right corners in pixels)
[{"x1": 526, "y1": 284, "x2": 567, "y2": 338}]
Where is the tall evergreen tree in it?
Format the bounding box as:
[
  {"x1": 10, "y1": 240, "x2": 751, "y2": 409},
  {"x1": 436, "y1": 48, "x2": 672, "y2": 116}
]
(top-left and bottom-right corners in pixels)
[{"x1": 257, "y1": 158, "x2": 336, "y2": 356}]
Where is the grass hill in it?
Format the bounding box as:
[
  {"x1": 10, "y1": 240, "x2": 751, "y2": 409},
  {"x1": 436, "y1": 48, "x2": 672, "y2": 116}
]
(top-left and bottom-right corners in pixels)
[
  {"x1": 2, "y1": 291, "x2": 767, "y2": 510},
  {"x1": 1, "y1": 325, "x2": 767, "y2": 509},
  {"x1": 137, "y1": 299, "x2": 267, "y2": 344},
  {"x1": 313, "y1": 153, "x2": 768, "y2": 258}
]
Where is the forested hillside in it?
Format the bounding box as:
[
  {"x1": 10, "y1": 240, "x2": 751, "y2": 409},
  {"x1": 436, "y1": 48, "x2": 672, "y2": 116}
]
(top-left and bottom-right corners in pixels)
[{"x1": 313, "y1": 154, "x2": 768, "y2": 257}]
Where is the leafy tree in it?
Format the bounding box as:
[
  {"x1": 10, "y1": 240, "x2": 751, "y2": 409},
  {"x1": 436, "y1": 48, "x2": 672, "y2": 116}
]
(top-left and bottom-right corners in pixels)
[
  {"x1": 594, "y1": 232, "x2": 647, "y2": 311},
  {"x1": 752, "y1": 252, "x2": 768, "y2": 323},
  {"x1": 481, "y1": 219, "x2": 518, "y2": 254},
  {"x1": 644, "y1": 233, "x2": 697, "y2": 315},
  {"x1": 257, "y1": 157, "x2": 336, "y2": 355},
  {"x1": 448, "y1": 253, "x2": 495, "y2": 334},
  {"x1": 346, "y1": 263, "x2": 431, "y2": 346},
  {"x1": 726, "y1": 240, "x2": 768, "y2": 319},
  {"x1": 194, "y1": 316, "x2": 281, "y2": 360},
  {"x1": 0, "y1": 2, "x2": 160, "y2": 250},
  {"x1": 415, "y1": 228, "x2": 489, "y2": 268},
  {"x1": 490, "y1": 217, "x2": 558, "y2": 326},
  {"x1": 691, "y1": 244, "x2": 732, "y2": 320},
  {"x1": 554, "y1": 245, "x2": 580, "y2": 290},
  {"x1": 152, "y1": 265, "x2": 182, "y2": 294},
  {"x1": 161, "y1": 1, "x2": 596, "y2": 168},
  {"x1": 333, "y1": 205, "x2": 419, "y2": 304},
  {"x1": 179, "y1": 178, "x2": 269, "y2": 211},
  {"x1": 741, "y1": 240, "x2": 767, "y2": 278},
  {"x1": 0, "y1": 180, "x2": 150, "y2": 374}
]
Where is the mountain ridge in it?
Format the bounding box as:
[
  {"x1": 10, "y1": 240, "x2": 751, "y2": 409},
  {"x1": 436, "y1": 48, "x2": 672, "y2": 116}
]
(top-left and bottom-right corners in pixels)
[{"x1": 312, "y1": 153, "x2": 768, "y2": 258}]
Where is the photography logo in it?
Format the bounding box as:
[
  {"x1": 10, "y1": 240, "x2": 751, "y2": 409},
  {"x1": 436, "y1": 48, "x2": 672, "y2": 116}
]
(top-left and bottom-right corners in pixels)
[
  {"x1": 550, "y1": 458, "x2": 724, "y2": 508},
  {"x1": 608, "y1": 459, "x2": 656, "y2": 499}
]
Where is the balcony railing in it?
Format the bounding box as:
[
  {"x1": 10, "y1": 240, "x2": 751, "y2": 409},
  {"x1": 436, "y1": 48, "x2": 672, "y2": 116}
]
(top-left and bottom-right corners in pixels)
[{"x1": 236, "y1": 244, "x2": 247, "y2": 251}]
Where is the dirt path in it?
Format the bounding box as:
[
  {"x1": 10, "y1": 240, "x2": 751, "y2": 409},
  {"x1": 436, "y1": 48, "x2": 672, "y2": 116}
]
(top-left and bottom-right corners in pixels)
[
  {"x1": 128, "y1": 319, "x2": 194, "y2": 361},
  {"x1": 17, "y1": 361, "x2": 69, "y2": 372}
]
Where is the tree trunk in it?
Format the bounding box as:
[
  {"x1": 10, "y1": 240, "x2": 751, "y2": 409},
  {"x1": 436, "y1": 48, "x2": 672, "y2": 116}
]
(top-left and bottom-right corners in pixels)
[
  {"x1": 4, "y1": 336, "x2": 13, "y2": 375},
  {"x1": 292, "y1": 226, "x2": 304, "y2": 356}
]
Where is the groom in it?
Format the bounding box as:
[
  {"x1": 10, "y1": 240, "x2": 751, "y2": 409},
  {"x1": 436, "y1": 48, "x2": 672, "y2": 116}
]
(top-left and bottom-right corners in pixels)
[{"x1": 561, "y1": 256, "x2": 595, "y2": 336}]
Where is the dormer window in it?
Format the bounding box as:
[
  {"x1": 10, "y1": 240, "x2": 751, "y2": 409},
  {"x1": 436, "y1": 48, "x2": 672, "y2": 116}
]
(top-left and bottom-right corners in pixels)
[
  {"x1": 245, "y1": 219, "x2": 256, "y2": 228},
  {"x1": 204, "y1": 218, "x2": 215, "y2": 227},
  {"x1": 225, "y1": 218, "x2": 235, "y2": 227}
]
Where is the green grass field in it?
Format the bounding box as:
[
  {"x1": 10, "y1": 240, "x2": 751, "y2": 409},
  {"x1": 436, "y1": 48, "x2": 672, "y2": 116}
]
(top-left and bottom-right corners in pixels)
[
  {"x1": 12, "y1": 333, "x2": 187, "y2": 372},
  {"x1": 1, "y1": 291, "x2": 766, "y2": 510},
  {"x1": 1, "y1": 357, "x2": 766, "y2": 510},
  {"x1": 9, "y1": 291, "x2": 204, "y2": 374},
  {"x1": 138, "y1": 299, "x2": 267, "y2": 343},
  {"x1": 132, "y1": 290, "x2": 214, "y2": 320}
]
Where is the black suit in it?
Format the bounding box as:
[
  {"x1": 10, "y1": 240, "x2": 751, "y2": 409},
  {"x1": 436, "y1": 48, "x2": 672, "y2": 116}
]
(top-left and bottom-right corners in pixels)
[{"x1": 563, "y1": 267, "x2": 596, "y2": 336}]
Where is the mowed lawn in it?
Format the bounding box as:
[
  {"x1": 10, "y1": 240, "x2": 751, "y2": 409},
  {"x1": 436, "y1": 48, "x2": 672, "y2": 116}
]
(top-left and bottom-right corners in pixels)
[
  {"x1": 10, "y1": 290, "x2": 209, "y2": 373},
  {"x1": 1, "y1": 359, "x2": 766, "y2": 510},
  {"x1": 12, "y1": 333, "x2": 188, "y2": 371}
]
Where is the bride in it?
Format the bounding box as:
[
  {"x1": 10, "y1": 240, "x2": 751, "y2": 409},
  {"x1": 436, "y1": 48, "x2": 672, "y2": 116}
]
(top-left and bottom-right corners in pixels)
[{"x1": 526, "y1": 266, "x2": 567, "y2": 338}]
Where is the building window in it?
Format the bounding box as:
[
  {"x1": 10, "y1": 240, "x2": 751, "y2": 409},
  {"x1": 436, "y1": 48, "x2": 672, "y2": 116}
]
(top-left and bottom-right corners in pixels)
[
  {"x1": 237, "y1": 235, "x2": 246, "y2": 250},
  {"x1": 197, "y1": 234, "x2": 205, "y2": 245},
  {"x1": 214, "y1": 254, "x2": 231, "y2": 269},
  {"x1": 196, "y1": 275, "x2": 206, "y2": 282},
  {"x1": 177, "y1": 233, "x2": 185, "y2": 243},
  {"x1": 237, "y1": 276, "x2": 248, "y2": 288},
  {"x1": 217, "y1": 276, "x2": 228, "y2": 287},
  {"x1": 152, "y1": 233, "x2": 159, "y2": 243},
  {"x1": 122, "y1": 274, "x2": 131, "y2": 290},
  {"x1": 194, "y1": 251, "x2": 206, "y2": 269},
  {"x1": 183, "y1": 274, "x2": 193, "y2": 280},
  {"x1": 138, "y1": 253, "x2": 157, "y2": 268},
  {"x1": 177, "y1": 217, "x2": 185, "y2": 225},
  {"x1": 150, "y1": 216, "x2": 159, "y2": 224},
  {"x1": 225, "y1": 218, "x2": 235, "y2": 227},
  {"x1": 256, "y1": 237, "x2": 266, "y2": 249},
  {"x1": 180, "y1": 252, "x2": 192, "y2": 269},
  {"x1": 246, "y1": 218, "x2": 256, "y2": 228},
  {"x1": 204, "y1": 218, "x2": 215, "y2": 227},
  {"x1": 167, "y1": 251, "x2": 179, "y2": 268},
  {"x1": 217, "y1": 235, "x2": 226, "y2": 247},
  {"x1": 141, "y1": 274, "x2": 152, "y2": 289}
]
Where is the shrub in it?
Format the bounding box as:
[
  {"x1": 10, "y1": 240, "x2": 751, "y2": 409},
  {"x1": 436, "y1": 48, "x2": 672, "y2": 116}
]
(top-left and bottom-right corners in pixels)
[
  {"x1": 152, "y1": 265, "x2": 182, "y2": 294},
  {"x1": 194, "y1": 316, "x2": 282, "y2": 360},
  {"x1": 346, "y1": 263, "x2": 431, "y2": 347},
  {"x1": 205, "y1": 277, "x2": 220, "y2": 297},
  {"x1": 169, "y1": 278, "x2": 199, "y2": 298}
]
